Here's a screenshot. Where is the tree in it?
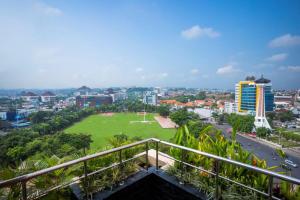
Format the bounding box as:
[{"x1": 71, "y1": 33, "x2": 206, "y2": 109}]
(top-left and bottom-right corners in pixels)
[
  {"x1": 195, "y1": 91, "x2": 206, "y2": 100},
  {"x1": 256, "y1": 127, "x2": 271, "y2": 138},
  {"x1": 227, "y1": 113, "x2": 254, "y2": 133},
  {"x1": 30, "y1": 111, "x2": 52, "y2": 124},
  {"x1": 212, "y1": 112, "x2": 218, "y2": 119},
  {"x1": 1, "y1": 131, "x2": 92, "y2": 166},
  {"x1": 278, "y1": 111, "x2": 294, "y2": 122},
  {"x1": 157, "y1": 105, "x2": 170, "y2": 117},
  {"x1": 217, "y1": 114, "x2": 225, "y2": 125},
  {"x1": 187, "y1": 120, "x2": 207, "y2": 138},
  {"x1": 170, "y1": 109, "x2": 196, "y2": 126}
]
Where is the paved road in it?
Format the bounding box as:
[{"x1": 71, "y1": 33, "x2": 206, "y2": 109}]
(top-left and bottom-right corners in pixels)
[{"x1": 214, "y1": 124, "x2": 300, "y2": 179}]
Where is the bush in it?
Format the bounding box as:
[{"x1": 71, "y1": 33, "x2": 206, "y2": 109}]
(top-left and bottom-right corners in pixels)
[
  {"x1": 256, "y1": 127, "x2": 271, "y2": 138},
  {"x1": 280, "y1": 131, "x2": 300, "y2": 142}
]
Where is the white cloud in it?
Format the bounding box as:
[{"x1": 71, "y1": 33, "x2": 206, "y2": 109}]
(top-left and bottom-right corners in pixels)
[
  {"x1": 181, "y1": 25, "x2": 220, "y2": 39},
  {"x1": 135, "y1": 67, "x2": 143, "y2": 72},
  {"x1": 34, "y1": 1, "x2": 63, "y2": 16},
  {"x1": 216, "y1": 64, "x2": 240, "y2": 75},
  {"x1": 266, "y1": 53, "x2": 288, "y2": 62},
  {"x1": 190, "y1": 68, "x2": 199, "y2": 74},
  {"x1": 279, "y1": 66, "x2": 300, "y2": 72},
  {"x1": 269, "y1": 34, "x2": 300, "y2": 48}
]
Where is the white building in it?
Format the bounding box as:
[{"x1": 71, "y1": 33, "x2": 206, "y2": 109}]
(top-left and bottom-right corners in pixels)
[
  {"x1": 74, "y1": 86, "x2": 92, "y2": 96},
  {"x1": 110, "y1": 92, "x2": 127, "y2": 102},
  {"x1": 189, "y1": 108, "x2": 213, "y2": 121},
  {"x1": 224, "y1": 102, "x2": 236, "y2": 114},
  {"x1": 274, "y1": 102, "x2": 289, "y2": 110},
  {"x1": 20, "y1": 92, "x2": 39, "y2": 102},
  {"x1": 0, "y1": 112, "x2": 7, "y2": 120},
  {"x1": 143, "y1": 92, "x2": 157, "y2": 105},
  {"x1": 41, "y1": 91, "x2": 56, "y2": 103}
]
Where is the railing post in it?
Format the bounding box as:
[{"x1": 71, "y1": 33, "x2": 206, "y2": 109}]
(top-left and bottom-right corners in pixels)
[
  {"x1": 145, "y1": 141, "x2": 149, "y2": 171},
  {"x1": 268, "y1": 175, "x2": 273, "y2": 200},
  {"x1": 155, "y1": 140, "x2": 159, "y2": 171},
  {"x1": 119, "y1": 149, "x2": 123, "y2": 168},
  {"x1": 180, "y1": 149, "x2": 185, "y2": 181},
  {"x1": 215, "y1": 160, "x2": 220, "y2": 200},
  {"x1": 83, "y1": 161, "x2": 88, "y2": 200},
  {"x1": 21, "y1": 181, "x2": 27, "y2": 200}
]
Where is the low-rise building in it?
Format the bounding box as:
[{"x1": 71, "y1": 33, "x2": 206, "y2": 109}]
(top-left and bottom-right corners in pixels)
[
  {"x1": 0, "y1": 112, "x2": 7, "y2": 120},
  {"x1": 20, "y1": 92, "x2": 39, "y2": 102},
  {"x1": 274, "y1": 95, "x2": 294, "y2": 108},
  {"x1": 76, "y1": 95, "x2": 113, "y2": 108},
  {"x1": 41, "y1": 91, "x2": 56, "y2": 103},
  {"x1": 74, "y1": 86, "x2": 92, "y2": 96},
  {"x1": 224, "y1": 102, "x2": 236, "y2": 114},
  {"x1": 143, "y1": 92, "x2": 157, "y2": 105},
  {"x1": 110, "y1": 92, "x2": 127, "y2": 102}
]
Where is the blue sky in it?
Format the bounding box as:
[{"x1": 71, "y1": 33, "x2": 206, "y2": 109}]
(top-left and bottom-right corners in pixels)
[{"x1": 0, "y1": 0, "x2": 299, "y2": 89}]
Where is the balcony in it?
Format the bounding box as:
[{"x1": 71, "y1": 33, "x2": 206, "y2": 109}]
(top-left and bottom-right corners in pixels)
[{"x1": 0, "y1": 138, "x2": 299, "y2": 200}]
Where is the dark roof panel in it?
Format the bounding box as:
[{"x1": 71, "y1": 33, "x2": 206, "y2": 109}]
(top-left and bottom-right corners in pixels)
[{"x1": 255, "y1": 75, "x2": 271, "y2": 84}]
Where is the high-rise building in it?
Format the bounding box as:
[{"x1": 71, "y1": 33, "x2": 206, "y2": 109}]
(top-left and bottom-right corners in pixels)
[
  {"x1": 235, "y1": 75, "x2": 274, "y2": 129},
  {"x1": 254, "y1": 76, "x2": 273, "y2": 129}
]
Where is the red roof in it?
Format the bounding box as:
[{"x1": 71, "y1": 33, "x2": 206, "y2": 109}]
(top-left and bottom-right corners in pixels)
[{"x1": 160, "y1": 100, "x2": 178, "y2": 105}]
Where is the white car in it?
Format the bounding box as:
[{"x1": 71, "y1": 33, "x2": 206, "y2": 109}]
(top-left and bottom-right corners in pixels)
[{"x1": 285, "y1": 159, "x2": 298, "y2": 168}]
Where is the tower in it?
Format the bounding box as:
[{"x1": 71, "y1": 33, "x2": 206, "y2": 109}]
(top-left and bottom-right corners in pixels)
[{"x1": 254, "y1": 75, "x2": 272, "y2": 129}]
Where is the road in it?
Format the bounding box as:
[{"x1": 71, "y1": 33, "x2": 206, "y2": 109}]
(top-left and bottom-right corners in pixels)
[{"x1": 214, "y1": 124, "x2": 300, "y2": 179}]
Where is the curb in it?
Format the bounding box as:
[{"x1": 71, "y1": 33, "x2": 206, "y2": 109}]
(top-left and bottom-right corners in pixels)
[{"x1": 237, "y1": 133, "x2": 282, "y2": 149}]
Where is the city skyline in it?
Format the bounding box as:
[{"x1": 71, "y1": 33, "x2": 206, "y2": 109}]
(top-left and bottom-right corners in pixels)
[{"x1": 0, "y1": 0, "x2": 300, "y2": 89}]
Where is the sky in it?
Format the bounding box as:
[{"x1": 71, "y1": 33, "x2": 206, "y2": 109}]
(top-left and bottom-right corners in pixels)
[{"x1": 0, "y1": 0, "x2": 300, "y2": 89}]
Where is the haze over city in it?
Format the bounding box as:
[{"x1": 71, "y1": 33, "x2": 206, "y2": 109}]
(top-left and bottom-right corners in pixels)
[{"x1": 0, "y1": 0, "x2": 300, "y2": 89}]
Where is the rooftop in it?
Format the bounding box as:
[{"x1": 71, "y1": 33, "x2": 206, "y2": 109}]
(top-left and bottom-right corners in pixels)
[{"x1": 255, "y1": 75, "x2": 271, "y2": 84}]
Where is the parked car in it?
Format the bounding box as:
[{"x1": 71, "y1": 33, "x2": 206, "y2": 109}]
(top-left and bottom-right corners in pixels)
[{"x1": 285, "y1": 159, "x2": 298, "y2": 168}]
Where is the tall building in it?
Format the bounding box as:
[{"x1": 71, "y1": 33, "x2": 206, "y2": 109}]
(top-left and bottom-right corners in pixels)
[
  {"x1": 254, "y1": 76, "x2": 273, "y2": 129},
  {"x1": 235, "y1": 75, "x2": 274, "y2": 129}
]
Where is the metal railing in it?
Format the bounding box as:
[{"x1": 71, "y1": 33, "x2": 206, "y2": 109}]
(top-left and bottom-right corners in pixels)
[{"x1": 0, "y1": 138, "x2": 299, "y2": 200}]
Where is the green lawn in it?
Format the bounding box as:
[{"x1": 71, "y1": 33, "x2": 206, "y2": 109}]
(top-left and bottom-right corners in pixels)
[{"x1": 65, "y1": 113, "x2": 175, "y2": 150}]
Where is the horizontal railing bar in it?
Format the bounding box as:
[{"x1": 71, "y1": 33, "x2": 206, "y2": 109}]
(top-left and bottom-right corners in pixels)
[
  {"x1": 158, "y1": 139, "x2": 300, "y2": 185},
  {"x1": 218, "y1": 175, "x2": 269, "y2": 198},
  {"x1": 160, "y1": 152, "x2": 215, "y2": 176},
  {"x1": 28, "y1": 153, "x2": 145, "y2": 200},
  {"x1": 0, "y1": 138, "x2": 151, "y2": 187},
  {"x1": 84, "y1": 153, "x2": 144, "y2": 178},
  {"x1": 161, "y1": 152, "x2": 278, "y2": 199}
]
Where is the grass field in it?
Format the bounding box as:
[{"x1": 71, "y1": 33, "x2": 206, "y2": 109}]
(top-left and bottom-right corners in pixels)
[{"x1": 65, "y1": 113, "x2": 176, "y2": 150}]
